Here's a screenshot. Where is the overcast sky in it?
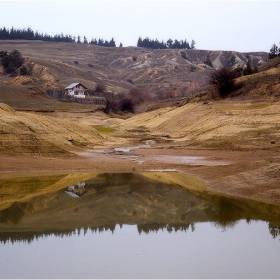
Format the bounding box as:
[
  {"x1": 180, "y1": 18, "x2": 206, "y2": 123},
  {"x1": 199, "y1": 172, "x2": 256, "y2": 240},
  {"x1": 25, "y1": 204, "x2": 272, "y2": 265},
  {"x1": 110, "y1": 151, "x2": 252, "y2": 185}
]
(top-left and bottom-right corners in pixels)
[{"x1": 1, "y1": 0, "x2": 279, "y2": 53}]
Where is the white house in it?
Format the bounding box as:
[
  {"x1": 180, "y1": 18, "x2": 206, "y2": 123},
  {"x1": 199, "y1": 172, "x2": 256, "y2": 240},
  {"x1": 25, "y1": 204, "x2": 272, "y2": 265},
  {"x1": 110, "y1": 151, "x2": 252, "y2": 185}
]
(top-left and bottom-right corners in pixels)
[{"x1": 64, "y1": 82, "x2": 87, "y2": 98}]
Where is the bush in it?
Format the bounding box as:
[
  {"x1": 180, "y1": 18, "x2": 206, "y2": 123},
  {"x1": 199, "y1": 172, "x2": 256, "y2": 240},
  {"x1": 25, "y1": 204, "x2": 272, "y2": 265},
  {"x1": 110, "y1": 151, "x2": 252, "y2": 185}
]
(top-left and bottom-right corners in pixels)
[
  {"x1": 104, "y1": 98, "x2": 118, "y2": 114},
  {"x1": 0, "y1": 49, "x2": 23, "y2": 74},
  {"x1": 95, "y1": 81, "x2": 106, "y2": 93},
  {"x1": 209, "y1": 67, "x2": 237, "y2": 98},
  {"x1": 243, "y1": 62, "x2": 253, "y2": 76},
  {"x1": 120, "y1": 98, "x2": 134, "y2": 113},
  {"x1": 180, "y1": 51, "x2": 187, "y2": 60},
  {"x1": 20, "y1": 65, "x2": 28, "y2": 75}
]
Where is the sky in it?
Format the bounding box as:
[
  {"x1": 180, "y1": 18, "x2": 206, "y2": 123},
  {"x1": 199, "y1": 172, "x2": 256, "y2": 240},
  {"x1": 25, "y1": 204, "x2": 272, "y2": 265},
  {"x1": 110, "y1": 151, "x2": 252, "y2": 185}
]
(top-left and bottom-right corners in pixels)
[{"x1": 1, "y1": 0, "x2": 280, "y2": 52}]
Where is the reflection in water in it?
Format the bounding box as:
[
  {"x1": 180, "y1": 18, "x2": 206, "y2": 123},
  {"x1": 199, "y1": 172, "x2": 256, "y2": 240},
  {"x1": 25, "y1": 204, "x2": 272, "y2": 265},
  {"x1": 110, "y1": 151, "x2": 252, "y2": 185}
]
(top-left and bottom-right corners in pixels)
[
  {"x1": 0, "y1": 201, "x2": 27, "y2": 225},
  {"x1": 65, "y1": 182, "x2": 86, "y2": 197},
  {"x1": 0, "y1": 173, "x2": 280, "y2": 244}
]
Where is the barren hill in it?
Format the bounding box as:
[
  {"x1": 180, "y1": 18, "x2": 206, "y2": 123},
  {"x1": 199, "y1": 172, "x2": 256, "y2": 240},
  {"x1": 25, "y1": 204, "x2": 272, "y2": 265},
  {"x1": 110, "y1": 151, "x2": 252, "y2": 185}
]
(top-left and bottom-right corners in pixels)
[{"x1": 0, "y1": 40, "x2": 267, "y2": 96}]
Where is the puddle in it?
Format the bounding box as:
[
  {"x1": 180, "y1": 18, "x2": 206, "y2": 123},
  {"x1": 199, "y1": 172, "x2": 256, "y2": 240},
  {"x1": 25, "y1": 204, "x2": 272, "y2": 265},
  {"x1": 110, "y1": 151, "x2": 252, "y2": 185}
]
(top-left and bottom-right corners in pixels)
[
  {"x1": 154, "y1": 155, "x2": 229, "y2": 166},
  {"x1": 148, "y1": 168, "x2": 179, "y2": 172},
  {"x1": 0, "y1": 172, "x2": 280, "y2": 278}
]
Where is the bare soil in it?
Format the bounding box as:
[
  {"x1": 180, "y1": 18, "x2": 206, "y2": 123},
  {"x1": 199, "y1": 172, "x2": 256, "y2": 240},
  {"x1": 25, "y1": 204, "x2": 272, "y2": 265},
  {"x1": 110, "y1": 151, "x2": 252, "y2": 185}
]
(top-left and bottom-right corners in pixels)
[
  {"x1": 1, "y1": 141, "x2": 280, "y2": 205},
  {"x1": 1, "y1": 97, "x2": 280, "y2": 205}
]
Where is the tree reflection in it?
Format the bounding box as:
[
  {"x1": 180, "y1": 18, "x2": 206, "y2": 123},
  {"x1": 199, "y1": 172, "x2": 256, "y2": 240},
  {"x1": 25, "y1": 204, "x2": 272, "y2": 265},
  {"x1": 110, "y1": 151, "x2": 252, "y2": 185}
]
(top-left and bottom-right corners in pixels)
[
  {"x1": 268, "y1": 222, "x2": 280, "y2": 239},
  {"x1": 210, "y1": 197, "x2": 243, "y2": 229},
  {"x1": 0, "y1": 202, "x2": 26, "y2": 224}
]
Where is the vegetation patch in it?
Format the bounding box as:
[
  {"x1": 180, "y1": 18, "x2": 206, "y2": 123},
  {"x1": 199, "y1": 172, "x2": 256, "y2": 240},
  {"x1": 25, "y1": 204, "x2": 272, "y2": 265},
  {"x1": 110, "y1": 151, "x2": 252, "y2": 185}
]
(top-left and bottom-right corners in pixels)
[
  {"x1": 203, "y1": 139, "x2": 239, "y2": 150},
  {"x1": 93, "y1": 125, "x2": 115, "y2": 134}
]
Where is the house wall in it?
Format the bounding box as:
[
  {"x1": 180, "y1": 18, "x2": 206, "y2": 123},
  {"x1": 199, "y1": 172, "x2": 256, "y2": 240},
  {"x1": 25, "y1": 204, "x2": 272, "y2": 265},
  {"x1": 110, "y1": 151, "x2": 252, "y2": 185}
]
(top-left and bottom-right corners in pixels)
[{"x1": 66, "y1": 84, "x2": 86, "y2": 98}]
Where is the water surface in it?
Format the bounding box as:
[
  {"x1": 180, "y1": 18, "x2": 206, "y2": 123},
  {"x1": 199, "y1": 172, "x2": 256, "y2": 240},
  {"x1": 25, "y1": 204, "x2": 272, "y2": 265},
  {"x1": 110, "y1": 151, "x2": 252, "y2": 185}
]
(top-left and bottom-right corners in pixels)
[{"x1": 0, "y1": 172, "x2": 279, "y2": 278}]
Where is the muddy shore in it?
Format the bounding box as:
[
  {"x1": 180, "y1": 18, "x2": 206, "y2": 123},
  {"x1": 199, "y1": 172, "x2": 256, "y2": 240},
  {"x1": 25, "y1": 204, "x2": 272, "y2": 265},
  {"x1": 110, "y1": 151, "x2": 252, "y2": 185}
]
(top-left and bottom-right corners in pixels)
[{"x1": 1, "y1": 143, "x2": 280, "y2": 205}]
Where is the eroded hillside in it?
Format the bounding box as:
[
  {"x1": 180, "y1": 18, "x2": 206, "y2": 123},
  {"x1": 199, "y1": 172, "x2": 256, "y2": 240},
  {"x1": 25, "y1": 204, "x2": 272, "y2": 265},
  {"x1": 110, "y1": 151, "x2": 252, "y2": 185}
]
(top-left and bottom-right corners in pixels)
[{"x1": 0, "y1": 40, "x2": 267, "y2": 95}]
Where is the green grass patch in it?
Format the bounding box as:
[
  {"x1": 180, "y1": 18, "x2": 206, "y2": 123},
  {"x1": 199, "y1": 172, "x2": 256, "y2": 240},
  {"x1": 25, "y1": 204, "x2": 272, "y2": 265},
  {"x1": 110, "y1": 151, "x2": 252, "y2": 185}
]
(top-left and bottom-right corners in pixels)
[{"x1": 93, "y1": 125, "x2": 115, "y2": 134}]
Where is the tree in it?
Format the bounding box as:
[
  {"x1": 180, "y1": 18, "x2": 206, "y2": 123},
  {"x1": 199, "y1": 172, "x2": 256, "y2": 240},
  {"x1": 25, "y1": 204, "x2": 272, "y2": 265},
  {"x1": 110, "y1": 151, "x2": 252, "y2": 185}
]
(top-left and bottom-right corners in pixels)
[
  {"x1": 268, "y1": 44, "x2": 279, "y2": 59},
  {"x1": 191, "y1": 40, "x2": 196, "y2": 49},
  {"x1": 83, "y1": 36, "x2": 88, "y2": 44},
  {"x1": 137, "y1": 37, "x2": 143, "y2": 47},
  {"x1": 119, "y1": 42, "x2": 123, "y2": 47},
  {"x1": 120, "y1": 98, "x2": 134, "y2": 113},
  {"x1": 95, "y1": 81, "x2": 106, "y2": 93},
  {"x1": 243, "y1": 62, "x2": 253, "y2": 76},
  {"x1": 109, "y1": 37, "x2": 116, "y2": 47},
  {"x1": 20, "y1": 65, "x2": 28, "y2": 75},
  {"x1": 209, "y1": 67, "x2": 237, "y2": 98},
  {"x1": 1, "y1": 49, "x2": 23, "y2": 74},
  {"x1": 77, "y1": 35, "x2": 81, "y2": 43}
]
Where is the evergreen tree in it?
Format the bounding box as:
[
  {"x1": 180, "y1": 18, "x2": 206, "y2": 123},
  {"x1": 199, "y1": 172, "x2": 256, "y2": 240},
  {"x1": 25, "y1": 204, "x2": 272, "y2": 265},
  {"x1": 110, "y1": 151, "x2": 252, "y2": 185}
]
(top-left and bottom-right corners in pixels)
[
  {"x1": 137, "y1": 37, "x2": 143, "y2": 47},
  {"x1": 1, "y1": 49, "x2": 24, "y2": 74},
  {"x1": 191, "y1": 40, "x2": 196, "y2": 49},
  {"x1": 166, "y1": 38, "x2": 173, "y2": 49},
  {"x1": 109, "y1": 38, "x2": 116, "y2": 47},
  {"x1": 268, "y1": 44, "x2": 279, "y2": 59},
  {"x1": 243, "y1": 62, "x2": 253, "y2": 76}
]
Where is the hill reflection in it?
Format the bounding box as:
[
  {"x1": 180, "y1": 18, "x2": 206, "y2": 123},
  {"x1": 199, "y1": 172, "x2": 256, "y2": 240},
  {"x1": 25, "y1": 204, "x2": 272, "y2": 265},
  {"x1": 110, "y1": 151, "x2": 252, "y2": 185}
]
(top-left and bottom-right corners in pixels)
[{"x1": 1, "y1": 172, "x2": 280, "y2": 243}]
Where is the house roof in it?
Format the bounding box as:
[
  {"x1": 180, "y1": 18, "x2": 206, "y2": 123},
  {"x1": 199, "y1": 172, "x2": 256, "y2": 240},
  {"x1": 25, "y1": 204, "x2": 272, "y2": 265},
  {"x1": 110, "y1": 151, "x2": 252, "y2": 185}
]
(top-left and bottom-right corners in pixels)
[{"x1": 65, "y1": 82, "x2": 87, "y2": 90}]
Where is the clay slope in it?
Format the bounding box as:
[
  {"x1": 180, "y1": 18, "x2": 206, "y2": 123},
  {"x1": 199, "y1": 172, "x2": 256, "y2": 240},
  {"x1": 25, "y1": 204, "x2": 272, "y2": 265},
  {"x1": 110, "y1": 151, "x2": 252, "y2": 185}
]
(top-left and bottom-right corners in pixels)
[
  {"x1": 115, "y1": 100, "x2": 280, "y2": 149},
  {"x1": 0, "y1": 40, "x2": 268, "y2": 94},
  {"x1": 0, "y1": 103, "x2": 104, "y2": 155},
  {"x1": 113, "y1": 57, "x2": 280, "y2": 147}
]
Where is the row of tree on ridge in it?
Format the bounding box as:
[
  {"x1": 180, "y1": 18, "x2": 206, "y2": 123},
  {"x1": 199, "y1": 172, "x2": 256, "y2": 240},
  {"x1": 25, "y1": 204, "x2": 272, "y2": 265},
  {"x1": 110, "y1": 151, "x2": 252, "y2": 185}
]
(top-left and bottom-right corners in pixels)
[{"x1": 0, "y1": 27, "x2": 196, "y2": 50}]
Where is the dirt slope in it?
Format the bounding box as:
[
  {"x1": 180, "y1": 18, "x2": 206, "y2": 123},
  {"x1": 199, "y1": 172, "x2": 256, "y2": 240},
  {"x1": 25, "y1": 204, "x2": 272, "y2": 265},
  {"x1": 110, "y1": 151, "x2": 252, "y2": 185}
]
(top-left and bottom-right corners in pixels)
[
  {"x1": 112, "y1": 99, "x2": 280, "y2": 149},
  {"x1": 0, "y1": 40, "x2": 267, "y2": 94},
  {"x1": 0, "y1": 103, "x2": 106, "y2": 155}
]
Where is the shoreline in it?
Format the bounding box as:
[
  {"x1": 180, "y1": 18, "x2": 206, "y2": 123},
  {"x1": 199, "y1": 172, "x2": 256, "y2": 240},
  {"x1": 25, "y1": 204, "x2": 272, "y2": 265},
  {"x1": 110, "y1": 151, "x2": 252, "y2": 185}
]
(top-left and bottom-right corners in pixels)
[{"x1": 1, "y1": 145, "x2": 280, "y2": 205}]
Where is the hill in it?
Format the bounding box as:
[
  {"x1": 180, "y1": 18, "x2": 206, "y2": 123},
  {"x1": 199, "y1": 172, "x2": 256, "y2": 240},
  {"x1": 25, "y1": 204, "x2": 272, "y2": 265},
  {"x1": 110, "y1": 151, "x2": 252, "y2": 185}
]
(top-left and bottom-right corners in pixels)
[
  {"x1": 0, "y1": 40, "x2": 267, "y2": 102},
  {"x1": 0, "y1": 41, "x2": 280, "y2": 206},
  {"x1": 0, "y1": 40, "x2": 278, "y2": 156}
]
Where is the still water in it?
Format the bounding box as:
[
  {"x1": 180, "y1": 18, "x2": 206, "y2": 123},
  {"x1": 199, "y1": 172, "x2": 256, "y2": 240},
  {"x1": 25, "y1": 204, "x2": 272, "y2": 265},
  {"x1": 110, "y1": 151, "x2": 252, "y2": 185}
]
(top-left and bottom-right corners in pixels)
[{"x1": 0, "y1": 172, "x2": 280, "y2": 278}]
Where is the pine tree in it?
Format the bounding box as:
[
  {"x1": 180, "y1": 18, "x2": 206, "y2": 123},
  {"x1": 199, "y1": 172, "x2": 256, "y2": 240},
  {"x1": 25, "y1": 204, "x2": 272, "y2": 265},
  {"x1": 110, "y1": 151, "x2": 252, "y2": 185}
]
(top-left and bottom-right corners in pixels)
[
  {"x1": 243, "y1": 62, "x2": 253, "y2": 76},
  {"x1": 268, "y1": 44, "x2": 279, "y2": 59}
]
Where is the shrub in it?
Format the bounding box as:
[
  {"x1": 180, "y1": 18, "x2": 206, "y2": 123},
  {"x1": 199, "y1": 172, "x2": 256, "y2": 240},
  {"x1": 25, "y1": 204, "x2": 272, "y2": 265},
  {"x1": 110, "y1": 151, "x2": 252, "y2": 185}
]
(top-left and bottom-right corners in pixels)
[
  {"x1": 95, "y1": 81, "x2": 106, "y2": 93},
  {"x1": 20, "y1": 65, "x2": 28, "y2": 75},
  {"x1": 209, "y1": 67, "x2": 237, "y2": 98},
  {"x1": 180, "y1": 51, "x2": 187, "y2": 60},
  {"x1": 120, "y1": 98, "x2": 134, "y2": 113},
  {"x1": 1, "y1": 49, "x2": 23, "y2": 74},
  {"x1": 243, "y1": 62, "x2": 253, "y2": 76}
]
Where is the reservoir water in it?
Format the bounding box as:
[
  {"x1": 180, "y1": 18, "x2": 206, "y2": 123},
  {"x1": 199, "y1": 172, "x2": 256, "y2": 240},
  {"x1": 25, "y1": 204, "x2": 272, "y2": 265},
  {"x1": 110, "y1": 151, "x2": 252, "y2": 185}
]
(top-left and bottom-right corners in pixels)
[{"x1": 0, "y1": 172, "x2": 279, "y2": 278}]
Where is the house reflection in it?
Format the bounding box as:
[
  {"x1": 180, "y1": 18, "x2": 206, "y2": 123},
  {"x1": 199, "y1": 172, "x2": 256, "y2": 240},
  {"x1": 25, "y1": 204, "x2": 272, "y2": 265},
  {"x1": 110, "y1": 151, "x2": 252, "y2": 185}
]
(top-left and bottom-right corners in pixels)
[{"x1": 65, "y1": 182, "x2": 86, "y2": 198}]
